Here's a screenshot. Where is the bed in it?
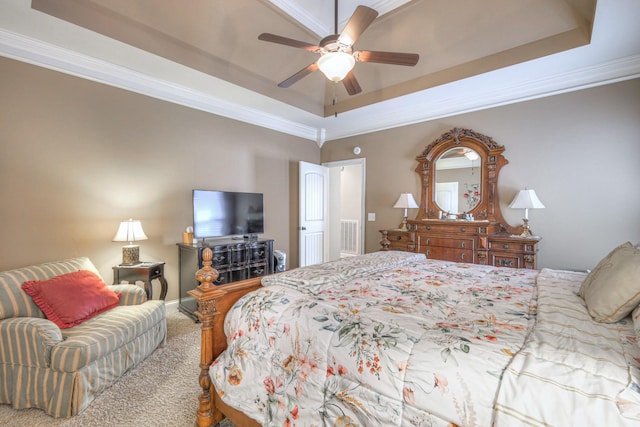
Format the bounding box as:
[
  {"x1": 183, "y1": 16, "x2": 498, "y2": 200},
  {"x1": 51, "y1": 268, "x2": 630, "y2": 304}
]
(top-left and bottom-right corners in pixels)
[{"x1": 190, "y1": 245, "x2": 640, "y2": 427}]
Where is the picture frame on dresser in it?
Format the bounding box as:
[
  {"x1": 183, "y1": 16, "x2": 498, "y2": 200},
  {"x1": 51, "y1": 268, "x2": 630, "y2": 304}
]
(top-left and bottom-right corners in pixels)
[{"x1": 380, "y1": 127, "x2": 540, "y2": 269}]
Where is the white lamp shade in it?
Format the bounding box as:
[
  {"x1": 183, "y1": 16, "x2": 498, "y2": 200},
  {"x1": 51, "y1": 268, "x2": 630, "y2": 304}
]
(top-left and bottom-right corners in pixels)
[
  {"x1": 393, "y1": 193, "x2": 419, "y2": 209},
  {"x1": 509, "y1": 189, "x2": 545, "y2": 210},
  {"x1": 112, "y1": 219, "x2": 148, "y2": 244},
  {"x1": 317, "y1": 52, "x2": 356, "y2": 82}
]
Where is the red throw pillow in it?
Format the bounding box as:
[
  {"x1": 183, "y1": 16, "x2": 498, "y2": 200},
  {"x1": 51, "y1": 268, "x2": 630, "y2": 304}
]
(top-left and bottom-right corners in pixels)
[{"x1": 22, "y1": 270, "x2": 120, "y2": 328}]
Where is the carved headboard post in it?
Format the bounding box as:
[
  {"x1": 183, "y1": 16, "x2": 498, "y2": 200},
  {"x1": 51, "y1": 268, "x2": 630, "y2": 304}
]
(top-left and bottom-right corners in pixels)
[
  {"x1": 188, "y1": 248, "x2": 224, "y2": 427},
  {"x1": 188, "y1": 248, "x2": 266, "y2": 427}
]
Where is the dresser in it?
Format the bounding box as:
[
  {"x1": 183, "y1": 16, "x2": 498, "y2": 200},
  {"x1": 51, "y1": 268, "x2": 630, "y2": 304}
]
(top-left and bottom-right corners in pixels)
[
  {"x1": 380, "y1": 224, "x2": 540, "y2": 269},
  {"x1": 380, "y1": 128, "x2": 541, "y2": 269},
  {"x1": 177, "y1": 238, "x2": 274, "y2": 320}
]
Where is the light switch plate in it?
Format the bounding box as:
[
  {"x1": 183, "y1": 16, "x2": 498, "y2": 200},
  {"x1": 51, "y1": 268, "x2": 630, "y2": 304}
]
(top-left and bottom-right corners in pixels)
[{"x1": 368, "y1": 213, "x2": 376, "y2": 221}]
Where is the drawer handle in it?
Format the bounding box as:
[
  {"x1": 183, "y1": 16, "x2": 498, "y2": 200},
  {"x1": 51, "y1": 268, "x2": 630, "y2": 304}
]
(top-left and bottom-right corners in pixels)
[
  {"x1": 213, "y1": 255, "x2": 226, "y2": 262},
  {"x1": 255, "y1": 250, "x2": 265, "y2": 256},
  {"x1": 461, "y1": 253, "x2": 465, "y2": 260},
  {"x1": 425, "y1": 250, "x2": 430, "y2": 257},
  {"x1": 500, "y1": 259, "x2": 514, "y2": 267},
  {"x1": 253, "y1": 268, "x2": 264, "y2": 275},
  {"x1": 425, "y1": 226, "x2": 431, "y2": 231},
  {"x1": 426, "y1": 238, "x2": 430, "y2": 245},
  {"x1": 503, "y1": 244, "x2": 509, "y2": 249},
  {"x1": 396, "y1": 236, "x2": 402, "y2": 241},
  {"x1": 460, "y1": 227, "x2": 466, "y2": 232},
  {"x1": 461, "y1": 242, "x2": 465, "y2": 248}
]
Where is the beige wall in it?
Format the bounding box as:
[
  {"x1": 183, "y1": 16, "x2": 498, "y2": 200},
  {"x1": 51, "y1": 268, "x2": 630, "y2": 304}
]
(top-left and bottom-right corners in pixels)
[
  {"x1": 2, "y1": 53, "x2": 639, "y2": 290},
  {"x1": 0, "y1": 57, "x2": 320, "y2": 301},
  {"x1": 321, "y1": 78, "x2": 640, "y2": 271}
]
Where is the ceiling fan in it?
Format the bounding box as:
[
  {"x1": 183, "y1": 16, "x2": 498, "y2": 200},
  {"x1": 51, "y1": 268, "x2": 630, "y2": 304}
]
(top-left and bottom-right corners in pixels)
[{"x1": 258, "y1": 1, "x2": 419, "y2": 96}]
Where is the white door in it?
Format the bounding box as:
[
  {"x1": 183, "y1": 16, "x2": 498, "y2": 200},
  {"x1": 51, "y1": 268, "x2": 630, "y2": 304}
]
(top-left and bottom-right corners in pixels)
[
  {"x1": 299, "y1": 161, "x2": 329, "y2": 267},
  {"x1": 436, "y1": 181, "x2": 458, "y2": 213}
]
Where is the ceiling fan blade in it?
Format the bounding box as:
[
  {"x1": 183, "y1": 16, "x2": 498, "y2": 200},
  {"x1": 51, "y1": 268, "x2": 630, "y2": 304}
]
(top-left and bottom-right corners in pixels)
[
  {"x1": 342, "y1": 71, "x2": 362, "y2": 96},
  {"x1": 258, "y1": 33, "x2": 320, "y2": 52},
  {"x1": 338, "y1": 6, "x2": 378, "y2": 46},
  {"x1": 278, "y1": 62, "x2": 319, "y2": 88},
  {"x1": 355, "y1": 50, "x2": 419, "y2": 66}
]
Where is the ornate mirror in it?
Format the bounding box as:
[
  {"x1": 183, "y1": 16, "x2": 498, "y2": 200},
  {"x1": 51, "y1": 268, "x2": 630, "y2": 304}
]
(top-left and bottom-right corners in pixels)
[{"x1": 413, "y1": 128, "x2": 515, "y2": 232}]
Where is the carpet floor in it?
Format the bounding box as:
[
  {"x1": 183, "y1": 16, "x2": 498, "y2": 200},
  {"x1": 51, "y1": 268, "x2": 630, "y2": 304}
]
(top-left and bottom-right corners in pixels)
[{"x1": 0, "y1": 306, "x2": 235, "y2": 427}]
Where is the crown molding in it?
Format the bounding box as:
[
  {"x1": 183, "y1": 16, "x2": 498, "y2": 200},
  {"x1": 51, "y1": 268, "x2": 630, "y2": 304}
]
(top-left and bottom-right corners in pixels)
[
  {"x1": 0, "y1": 29, "x2": 322, "y2": 144},
  {"x1": 325, "y1": 54, "x2": 640, "y2": 141},
  {"x1": 1, "y1": 28, "x2": 639, "y2": 146}
]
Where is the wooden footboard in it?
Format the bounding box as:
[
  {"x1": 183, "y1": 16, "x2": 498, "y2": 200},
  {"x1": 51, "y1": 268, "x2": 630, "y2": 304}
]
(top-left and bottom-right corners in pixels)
[{"x1": 188, "y1": 247, "x2": 262, "y2": 427}]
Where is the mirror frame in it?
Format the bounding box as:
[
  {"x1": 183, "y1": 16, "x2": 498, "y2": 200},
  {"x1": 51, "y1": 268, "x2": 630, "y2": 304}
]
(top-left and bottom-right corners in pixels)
[{"x1": 414, "y1": 128, "x2": 514, "y2": 230}]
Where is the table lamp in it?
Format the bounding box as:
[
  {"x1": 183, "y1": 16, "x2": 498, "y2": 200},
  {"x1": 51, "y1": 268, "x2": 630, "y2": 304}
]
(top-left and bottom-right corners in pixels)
[
  {"x1": 393, "y1": 193, "x2": 418, "y2": 231},
  {"x1": 509, "y1": 189, "x2": 545, "y2": 237},
  {"x1": 112, "y1": 218, "x2": 148, "y2": 265}
]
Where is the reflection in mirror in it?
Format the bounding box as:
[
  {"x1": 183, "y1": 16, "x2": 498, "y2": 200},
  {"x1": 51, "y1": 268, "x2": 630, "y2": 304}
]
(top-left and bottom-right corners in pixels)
[{"x1": 435, "y1": 148, "x2": 481, "y2": 214}]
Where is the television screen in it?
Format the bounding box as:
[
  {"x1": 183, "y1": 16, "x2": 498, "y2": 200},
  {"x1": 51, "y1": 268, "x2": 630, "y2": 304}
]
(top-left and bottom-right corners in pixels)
[{"x1": 193, "y1": 190, "x2": 264, "y2": 238}]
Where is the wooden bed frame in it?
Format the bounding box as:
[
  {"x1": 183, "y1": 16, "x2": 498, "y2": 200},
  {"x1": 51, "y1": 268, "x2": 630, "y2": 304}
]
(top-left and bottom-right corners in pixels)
[
  {"x1": 188, "y1": 248, "x2": 463, "y2": 427},
  {"x1": 188, "y1": 247, "x2": 263, "y2": 427}
]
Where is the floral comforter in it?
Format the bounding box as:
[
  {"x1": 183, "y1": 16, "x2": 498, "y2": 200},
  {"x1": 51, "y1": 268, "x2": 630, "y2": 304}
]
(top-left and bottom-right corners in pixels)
[
  {"x1": 210, "y1": 251, "x2": 540, "y2": 426},
  {"x1": 494, "y1": 268, "x2": 640, "y2": 427}
]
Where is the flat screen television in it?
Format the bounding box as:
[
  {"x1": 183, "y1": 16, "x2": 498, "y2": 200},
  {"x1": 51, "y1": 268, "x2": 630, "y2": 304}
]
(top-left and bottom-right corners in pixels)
[{"x1": 193, "y1": 190, "x2": 264, "y2": 239}]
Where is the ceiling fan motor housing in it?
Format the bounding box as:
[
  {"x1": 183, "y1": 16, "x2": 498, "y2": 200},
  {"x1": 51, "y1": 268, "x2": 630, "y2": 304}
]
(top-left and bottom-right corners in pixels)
[{"x1": 319, "y1": 34, "x2": 352, "y2": 54}]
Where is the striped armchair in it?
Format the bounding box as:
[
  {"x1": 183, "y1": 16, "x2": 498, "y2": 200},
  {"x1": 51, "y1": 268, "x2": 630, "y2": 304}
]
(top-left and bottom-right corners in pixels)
[{"x1": 0, "y1": 257, "x2": 167, "y2": 418}]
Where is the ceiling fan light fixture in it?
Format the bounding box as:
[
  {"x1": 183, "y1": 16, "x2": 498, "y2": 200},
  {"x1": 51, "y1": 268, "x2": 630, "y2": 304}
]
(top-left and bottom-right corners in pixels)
[
  {"x1": 317, "y1": 51, "x2": 355, "y2": 82},
  {"x1": 464, "y1": 150, "x2": 479, "y2": 161}
]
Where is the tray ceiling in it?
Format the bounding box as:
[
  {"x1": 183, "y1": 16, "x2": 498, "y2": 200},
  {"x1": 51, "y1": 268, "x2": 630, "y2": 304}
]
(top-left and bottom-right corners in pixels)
[
  {"x1": 30, "y1": 0, "x2": 595, "y2": 117},
  {"x1": 1, "y1": 0, "x2": 639, "y2": 143}
]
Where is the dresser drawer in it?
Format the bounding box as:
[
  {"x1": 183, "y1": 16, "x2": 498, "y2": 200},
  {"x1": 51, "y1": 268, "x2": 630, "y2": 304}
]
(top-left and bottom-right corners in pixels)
[
  {"x1": 250, "y1": 245, "x2": 268, "y2": 261},
  {"x1": 425, "y1": 246, "x2": 474, "y2": 263},
  {"x1": 416, "y1": 223, "x2": 478, "y2": 236},
  {"x1": 380, "y1": 229, "x2": 415, "y2": 252},
  {"x1": 387, "y1": 232, "x2": 413, "y2": 244},
  {"x1": 490, "y1": 253, "x2": 524, "y2": 269},
  {"x1": 420, "y1": 236, "x2": 474, "y2": 250},
  {"x1": 210, "y1": 249, "x2": 229, "y2": 268},
  {"x1": 488, "y1": 240, "x2": 536, "y2": 254}
]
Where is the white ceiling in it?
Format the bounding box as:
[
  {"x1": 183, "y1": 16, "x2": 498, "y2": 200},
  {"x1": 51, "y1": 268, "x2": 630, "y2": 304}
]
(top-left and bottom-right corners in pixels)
[{"x1": 0, "y1": 0, "x2": 639, "y2": 145}]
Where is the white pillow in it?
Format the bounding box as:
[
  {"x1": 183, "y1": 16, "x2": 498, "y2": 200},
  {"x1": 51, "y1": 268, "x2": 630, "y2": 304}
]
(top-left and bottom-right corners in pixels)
[{"x1": 579, "y1": 242, "x2": 640, "y2": 323}]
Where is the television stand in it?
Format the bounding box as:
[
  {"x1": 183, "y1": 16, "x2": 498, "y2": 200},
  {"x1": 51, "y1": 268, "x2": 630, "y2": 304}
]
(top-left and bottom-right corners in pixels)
[{"x1": 177, "y1": 238, "x2": 274, "y2": 321}]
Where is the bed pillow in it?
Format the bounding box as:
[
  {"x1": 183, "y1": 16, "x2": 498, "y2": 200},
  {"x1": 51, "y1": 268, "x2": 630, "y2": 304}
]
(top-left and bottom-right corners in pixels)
[
  {"x1": 579, "y1": 242, "x2": 640, "y2": 323},
  {"x1": 21, "y1": 270, "x2": 120, "y2": 328}
]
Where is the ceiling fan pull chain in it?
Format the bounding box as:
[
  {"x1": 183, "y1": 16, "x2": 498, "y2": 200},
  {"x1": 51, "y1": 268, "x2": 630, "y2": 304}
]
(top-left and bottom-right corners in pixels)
[
  {"x1": 333, "y1": 83, "x2": 338, "y2": 118},
  {"x1": 334, "y1": 0, "x2": 338, "y2": 34}
]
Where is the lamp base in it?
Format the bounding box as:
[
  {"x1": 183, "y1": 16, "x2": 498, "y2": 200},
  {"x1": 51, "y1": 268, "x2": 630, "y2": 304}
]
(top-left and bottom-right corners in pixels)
[
  {"x1": 398, "y1": 216, "x2": 409, "y2": 231},
  {"x1": 121, "y1": 245, "x2": 141, "y2": 265},
  {"x1": 519, "y1": 218, "x2": 533, "y2": 237}
]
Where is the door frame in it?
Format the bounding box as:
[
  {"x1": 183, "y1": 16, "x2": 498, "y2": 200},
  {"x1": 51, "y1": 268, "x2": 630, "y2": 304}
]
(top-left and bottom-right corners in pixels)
[{"x1": 322, "y1": 158, "x2": 366, "y2": 258}]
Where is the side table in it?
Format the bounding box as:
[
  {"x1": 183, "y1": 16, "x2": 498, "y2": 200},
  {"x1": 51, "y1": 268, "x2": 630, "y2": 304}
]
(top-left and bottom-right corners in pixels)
[{"x1": 112, "y1": 261, "x2": 168, "y2": 300}]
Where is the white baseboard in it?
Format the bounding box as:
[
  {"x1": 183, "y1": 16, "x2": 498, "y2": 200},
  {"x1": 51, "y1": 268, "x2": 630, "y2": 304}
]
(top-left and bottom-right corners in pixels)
[{"x1": 164, "y1": 299, "x2": 179, "y2": 312}]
